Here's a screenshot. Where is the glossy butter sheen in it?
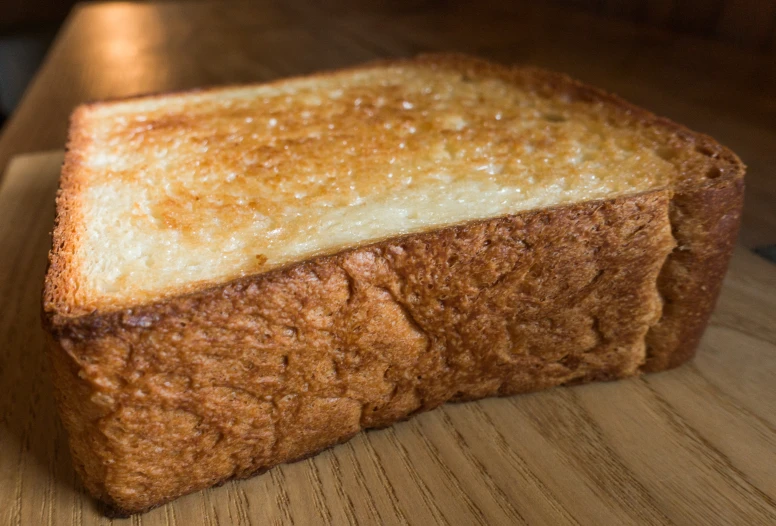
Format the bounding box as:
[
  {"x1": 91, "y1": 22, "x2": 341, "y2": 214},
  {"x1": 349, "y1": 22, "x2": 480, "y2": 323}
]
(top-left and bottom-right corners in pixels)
[{"x1": 75, "y1": 66, "x2": 676, "y2": 303}]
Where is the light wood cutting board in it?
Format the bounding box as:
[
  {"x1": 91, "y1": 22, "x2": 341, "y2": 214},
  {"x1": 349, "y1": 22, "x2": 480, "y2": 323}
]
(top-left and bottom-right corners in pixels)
[{"x1": 1, "y1": 151, "x2": 774, "y2": 525}]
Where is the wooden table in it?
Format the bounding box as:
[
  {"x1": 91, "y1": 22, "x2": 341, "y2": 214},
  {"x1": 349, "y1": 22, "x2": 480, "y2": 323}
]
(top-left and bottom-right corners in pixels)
[{"x1": 0, "y1": 1, "x2": 774, "y2": 524}]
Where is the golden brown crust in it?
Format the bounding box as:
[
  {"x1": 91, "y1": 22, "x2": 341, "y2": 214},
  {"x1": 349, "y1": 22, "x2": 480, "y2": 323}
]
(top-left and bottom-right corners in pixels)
[
  {"x1": 643, "y1": 175, "x2": 744, "y2": 371},
  {"x1": 41, "y1": 53, "x2": 746, "y2": 515},
  {"x1": 49, "y1": 192, "x2": 675, "y2": 514},
  {"x1": 44, "y1": 106, "x2": 91, "y2": 318}
]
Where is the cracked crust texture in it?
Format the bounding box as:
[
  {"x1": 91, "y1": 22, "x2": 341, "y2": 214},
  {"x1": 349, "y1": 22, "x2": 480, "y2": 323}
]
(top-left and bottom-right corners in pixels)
[{"x1": 42, "y1": 54, "x2": 745, "y2": 514}]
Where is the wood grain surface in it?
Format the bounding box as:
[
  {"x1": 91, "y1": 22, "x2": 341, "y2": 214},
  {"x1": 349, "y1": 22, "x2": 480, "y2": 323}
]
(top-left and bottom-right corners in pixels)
[{"x1": 1, "y1": 150, "x2": 775, "y2": 525}]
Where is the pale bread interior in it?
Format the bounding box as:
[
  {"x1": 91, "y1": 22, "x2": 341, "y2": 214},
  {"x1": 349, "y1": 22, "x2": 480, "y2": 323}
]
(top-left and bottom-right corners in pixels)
[{"x1": 66, "y1": 60, "x2": 705, "y2": 309}]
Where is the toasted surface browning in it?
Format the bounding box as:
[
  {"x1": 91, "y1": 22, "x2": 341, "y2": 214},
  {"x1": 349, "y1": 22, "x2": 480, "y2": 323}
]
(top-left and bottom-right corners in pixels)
[{"x1": 48, "y1": 55, "x2": 732, "y2": 315}]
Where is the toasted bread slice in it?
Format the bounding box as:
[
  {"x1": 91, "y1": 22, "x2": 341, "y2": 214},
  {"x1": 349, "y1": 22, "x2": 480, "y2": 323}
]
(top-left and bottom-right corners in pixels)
[{"x1": 43, "y1": 54, "x2": 744, "y2": 515}]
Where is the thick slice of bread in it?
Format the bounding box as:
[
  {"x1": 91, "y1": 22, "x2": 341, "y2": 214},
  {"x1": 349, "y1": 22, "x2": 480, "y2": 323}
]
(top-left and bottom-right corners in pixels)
[{"x1": 42, "y1": 54, "x2": 744, "y2": 515}]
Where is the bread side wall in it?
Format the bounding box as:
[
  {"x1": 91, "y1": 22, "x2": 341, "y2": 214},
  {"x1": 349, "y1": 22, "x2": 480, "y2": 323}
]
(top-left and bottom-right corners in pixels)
[
  {"x1": 48, "y1": 192, "x2": 675, "y2": 514},
  {"x1": 47, "y1": 334, "x2": 113, "y2": 503},
  {"x1": 644, "y1": 175, "x2": 744, "y2": 371}
]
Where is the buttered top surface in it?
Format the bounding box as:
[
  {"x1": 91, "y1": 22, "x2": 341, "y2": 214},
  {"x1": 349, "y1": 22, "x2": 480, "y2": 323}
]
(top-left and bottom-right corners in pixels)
[{"x1": 65, "y1": 58, "x2": 686, "y2": 308}]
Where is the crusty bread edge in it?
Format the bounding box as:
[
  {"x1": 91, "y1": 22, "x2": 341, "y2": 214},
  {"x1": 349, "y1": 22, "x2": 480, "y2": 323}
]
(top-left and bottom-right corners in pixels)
[
  {"x1": 44, "y1": 105, "x2": 87, "y2": 319},
  {"x1": 644, "y1": 174, "x2": 744, "y2": 371}
]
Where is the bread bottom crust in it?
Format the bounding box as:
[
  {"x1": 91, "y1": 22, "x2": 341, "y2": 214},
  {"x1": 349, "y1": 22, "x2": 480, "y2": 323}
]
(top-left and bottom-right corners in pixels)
[{"x1": 46, "y1": 189, "x2": 739, "y2": 515}]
